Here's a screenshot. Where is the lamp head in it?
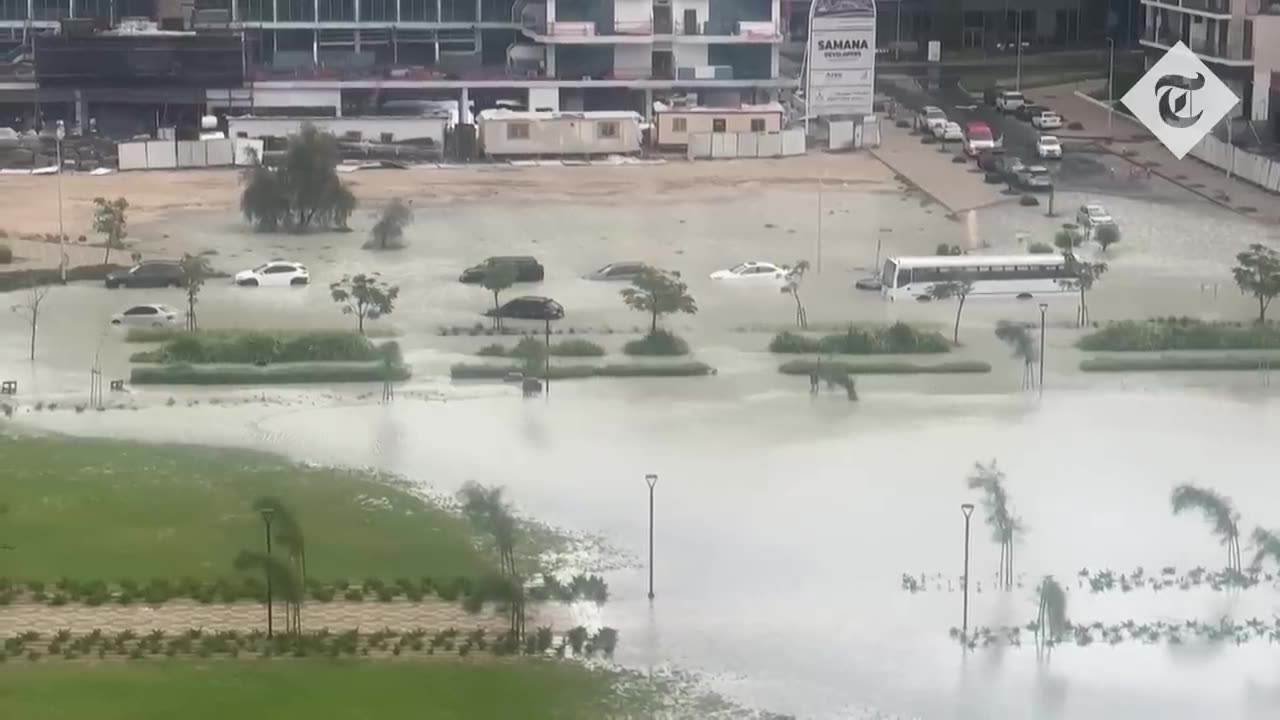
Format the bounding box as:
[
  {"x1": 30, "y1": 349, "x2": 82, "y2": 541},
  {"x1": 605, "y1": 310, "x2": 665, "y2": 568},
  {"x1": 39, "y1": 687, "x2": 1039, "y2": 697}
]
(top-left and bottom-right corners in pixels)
[
  {"x1": 1038, "y1": 303, "x2": 1048, "y2": 312},
  {"x1": 645, "y1": 474, "x2": 657, "y2": 489},
  {"x1": 961, "y1": 503, "x2": 975, "y2": 518}
]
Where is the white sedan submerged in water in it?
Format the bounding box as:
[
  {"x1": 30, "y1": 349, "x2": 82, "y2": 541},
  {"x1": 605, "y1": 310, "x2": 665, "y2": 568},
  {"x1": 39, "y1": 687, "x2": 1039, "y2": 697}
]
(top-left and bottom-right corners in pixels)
[
  {"x1": 234, "y1": 260, "x2": 310, "y2": 287},
  {"x1": 709, "y1": 261, "x2": 789, "y2": 282}
]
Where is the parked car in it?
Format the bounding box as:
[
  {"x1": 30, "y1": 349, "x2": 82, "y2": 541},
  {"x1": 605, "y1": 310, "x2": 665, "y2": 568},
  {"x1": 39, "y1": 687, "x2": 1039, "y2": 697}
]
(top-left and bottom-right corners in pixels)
[
  {"x1": 110, "y1": 303, "x2": 180, "y2": 327},
  {"x1": 234, "y1": 260, "x2": 309, "y2": 287},
  {"x1": 995, "y1": 91, "x2": 1026, "y2": 114},
  {"x1": 996, "y1": 155, "x2": 1026, "y2": 184},
  {"x1": 1015, "y1": 103, "x2": 1048, "y2": 122},
  {"x1": 1016, "y1": 165, "x2": 1054, "y2": 191},
  {"x1": 459, "y1": 256, "x2": 545, "y2": 284},
  {"x1": 1035, "y1": 135, "x2": 1063, "y2": 159},
  {"x1": 484, "y1": 296, "x2": 565, "y2": 321},
  {"x1": 939, "y1": 122, "x2": 964, "y2": 142},
  {"x1": 1031, "y1": 110, "x2": 1063, "y2": 130},
  {"x1": 104, "y1": 260, "x2": 185, "y2": 289},
  {"x1": 962, "y1": 121, "x2": 997, "y2": 156},
  {"x1": 919, "y1": 106, "x2": 948, "y2": 135},
  {"x1": 983, "y1": 88, "x2": 1000, "y2": 106},
  {"x1": 583, "y1": 261, "x2": 648, "y2": 282},
  {"x1": 1076, "y1": 203, "x2": 1114, "y2": 229},
  {"x1": 710, "y1": 261, "x2": 788, "y2": 282},
  {"x1": 976, "y1": 147, "x2": 1007, "y2": 172}
]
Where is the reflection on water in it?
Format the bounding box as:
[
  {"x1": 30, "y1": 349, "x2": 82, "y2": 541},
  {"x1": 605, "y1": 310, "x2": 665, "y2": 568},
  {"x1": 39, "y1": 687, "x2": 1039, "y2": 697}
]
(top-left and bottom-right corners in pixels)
[{"x1": 16, "y1": 382, "x2": 1280, "y2": 720}]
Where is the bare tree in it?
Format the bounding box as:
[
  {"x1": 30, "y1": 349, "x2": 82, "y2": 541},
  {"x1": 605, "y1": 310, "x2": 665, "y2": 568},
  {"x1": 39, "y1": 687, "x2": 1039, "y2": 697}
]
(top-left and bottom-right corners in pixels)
[
  {"x1": 781, "y1": 260, "x2": 811, "y2": 329},
  {"x1": 11, "y1": 283, "x2": 51, "y2": 361}
]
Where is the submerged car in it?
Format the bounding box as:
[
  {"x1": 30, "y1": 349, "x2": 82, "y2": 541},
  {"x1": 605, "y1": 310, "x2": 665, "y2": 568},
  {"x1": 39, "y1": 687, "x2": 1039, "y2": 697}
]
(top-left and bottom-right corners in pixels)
[
  {"x1": 710, "y1": 261, "x2": 787, "y2": 282},
  {"x1": 1031, "y1": 110, "x2": 1063, "y2": 130},
  {"x1": 234, "y1": 260, "x2": 309, "y2": 287},
  {"x1": 104, "y1": 260, "x2": 184, "y2": 289},
  {"x1": 111, "y1": 303, "x2": 180, "y2": 327},
  {"x1": 583, "y1": 262, "x2": 648, "y2": 282},
  {"x1": 939, "y1": 121, "x2": 964, "y2": 142},
  {"x1": 484, "y1": 296, "x2": 565, "y2": 321},
  {"x1": 459, "y1": 256, "x2": 545, "y2": 284},
  {"x1": 1017, "y1": 165, "x2": 1054, "y2": 190},
  {"x1": 1076, "y1": 203, "x2": 1114, "y2": 228},
  {"x1": 1036, "y1": 135, "x2": 1063, "y2": 159}
]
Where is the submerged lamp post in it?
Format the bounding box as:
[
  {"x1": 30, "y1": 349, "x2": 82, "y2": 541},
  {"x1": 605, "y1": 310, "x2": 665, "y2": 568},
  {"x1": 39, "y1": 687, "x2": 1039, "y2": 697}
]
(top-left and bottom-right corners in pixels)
[
  {"x1": 55, "y1": 120, "x2": 66, "y2": 284},
  {"x1": 260, "y1": 506, "x2": 275, "y2": 638},
  {"x1": 961, "y1": 502, "x2": 975, "y2": 641},
  {"x1": 646, "y1": 473, "x2": 657, "y2": 600},
  {"x1": 1038, "y1": 303, "x2": 1048, "y2": 395}
]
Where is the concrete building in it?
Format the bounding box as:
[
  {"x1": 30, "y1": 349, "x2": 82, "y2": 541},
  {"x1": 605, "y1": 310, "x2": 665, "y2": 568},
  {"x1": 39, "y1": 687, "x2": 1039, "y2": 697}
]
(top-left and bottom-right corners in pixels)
[
  {"x1": 227, "y1": 113, "x2": 450, "y2": 144},
  {"x1": 1138, "y1": 0, "x2": 1280, "y2": 128},
  {"x1": 652, "y1": 99, "x2": 782, "y2": 147},
  {"x1": 476, "y1": 108, "x2": 642, "y2": 155}
]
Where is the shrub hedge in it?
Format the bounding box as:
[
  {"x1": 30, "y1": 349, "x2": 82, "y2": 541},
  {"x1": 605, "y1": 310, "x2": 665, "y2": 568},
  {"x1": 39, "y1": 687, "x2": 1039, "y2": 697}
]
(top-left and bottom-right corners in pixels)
[
  {"x1": 130, "y1": 331, "x2": 398, "y2": 364},
  {"x1": 1080, "y1": 355, "x2": 1280, "y2": 372},
  {"x1": 131, "y1": 361, "x2": 411, "y2": 385},
  {"x1": 0, "y1": 243, "x2": 11, "y2": 264},
  {"x1": 450, "y1": 362, "x2": 712, "y2": 380},
  {"x1": 769, "y1": 323, "x2": 951, "y2": 355},
  {"x1": 778, "y1": 359, "x2": 991, "y2": 375},
  {"x1": 1078, "y1": 319, "x2": 1280, "y2": 352},
  {"x1": 622, "y1": 330, "x2": 689, "y2": 356},
  {"x1": 0, "y1": 263, "x2": 125, "y2": 293},
  {"x1": 473, "y1": 338, "x2": 605, "y2": 358}
]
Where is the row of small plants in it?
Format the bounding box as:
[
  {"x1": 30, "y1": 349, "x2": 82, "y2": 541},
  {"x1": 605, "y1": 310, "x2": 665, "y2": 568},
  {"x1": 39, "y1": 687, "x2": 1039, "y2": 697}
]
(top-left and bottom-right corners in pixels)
[
  {"x1": 478, "y1": 338, "x2": 606, "y2": 358},
  {"x1": 129, "y1": 330, "x2": 398, "y2": 365},
  {"x1": 130, "y1": 362, "x2": 411, "y2": 386},
  {"x1": 769, "y1": 324, "x2": 951, "y2": 355},
  {"x1": 450, "y1": 363, "x2": 714, "y2": 381},
  {"x1": 0, "y1": 573, "x2": 610, "y2": 608},
  {"x1": 0, "y1": 625, "x2": 619, "y2": 662},
  {"x1": 951, "y1": 617, "x2": 1280, "y2": 649},
  {"x1": 1079, "y1": 318, "x2": 1280, "y2": 352},
  {"x1": 779, "y1": 359, "x2": 991, "y2": 376},
  {"x1": 901, "y1": 566, "x2": 1280, "y2": 594},
  {"x1": 439, "y1": 323, "x2": 645, "y2": 337}
]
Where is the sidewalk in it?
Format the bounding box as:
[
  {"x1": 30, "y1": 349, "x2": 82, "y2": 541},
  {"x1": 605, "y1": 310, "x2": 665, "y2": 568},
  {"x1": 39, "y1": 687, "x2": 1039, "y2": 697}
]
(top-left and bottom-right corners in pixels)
[
  {"x1": 870, "y1": 121, "x2": 1010, "y2": 214},
  {"x1": 1023, "y1": 80, "x2": 1280, "y2": 226}
]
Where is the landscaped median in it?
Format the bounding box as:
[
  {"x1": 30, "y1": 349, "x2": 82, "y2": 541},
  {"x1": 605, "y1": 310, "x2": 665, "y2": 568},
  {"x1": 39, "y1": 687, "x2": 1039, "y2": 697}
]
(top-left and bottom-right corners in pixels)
[
  {"x1": 779, "y1": 359, "x2": 992, "y2": 376},
  {"x1": 769, "y1": 324, "x2": 951, "y2": 355},
  {"x1": 127, "y1": 329, "x2": 409, "y2": 386},
  {"x1": 1079, "y1": 355, "x2": 1280, "y2": 373},
  {"x1": 1078, "y1": 318, "x2": 1280, "y2": 352},
  {"x1": 452, "y1": 362, "x2": 714, "y2": 380}
]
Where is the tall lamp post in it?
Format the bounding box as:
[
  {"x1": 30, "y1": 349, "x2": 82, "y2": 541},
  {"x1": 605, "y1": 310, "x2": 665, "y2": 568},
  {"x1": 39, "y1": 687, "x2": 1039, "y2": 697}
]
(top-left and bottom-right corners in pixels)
[
  {"x1": 259, "y1": 506, "x2": 275, "y2": 638},
  {"x1": 55, "y1": 120, "x2": 66, "y2": 284},
  {"x1": 645, "y1": 473, "x2": 657, "y2": 600},
  {"x1": 961, "y1": 502, "x2": 975, "y2": 641},
  {"x1": 1106, "y1": 37, "x2": 1116, "y2": 139},
  {"x1": 1038, "y1": 303, "x2": 1048, "y2": 395},
  {"x1": 1014, "y1": 10, "x2": 1023, "y2": 91}
]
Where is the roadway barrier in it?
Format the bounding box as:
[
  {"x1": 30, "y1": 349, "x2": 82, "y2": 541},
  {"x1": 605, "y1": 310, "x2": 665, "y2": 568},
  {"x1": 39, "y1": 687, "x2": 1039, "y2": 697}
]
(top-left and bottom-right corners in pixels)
[
  {"x1": 687, "y1": 128, "x2": 807, "y2": 160},
  {"x1": 116, "y1": 138, "x2": 264, "y2": 171},
  {"x1": 1188, "y1": 134, "x2": 1280, "y2": 194}
]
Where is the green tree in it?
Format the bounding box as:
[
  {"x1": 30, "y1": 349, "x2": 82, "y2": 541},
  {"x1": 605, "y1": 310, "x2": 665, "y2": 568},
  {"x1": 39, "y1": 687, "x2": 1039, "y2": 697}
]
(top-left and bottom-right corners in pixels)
[
  {"x1": 928, "y1": 274, "x2": 975, "y2": 343},
  {"x1": 329, "y1": 273, "x2": 399, "y2": 335},
  {"x1": 92, "y1": 196, "x2": 128, "y2": 264},
  {"x1": 240, "y1": 124, "x2": 356, "y2": 233},
  {"x1": 1231, "y1": 243, "x2": 1280, "y2": 323},
  {"x1": 1171, "y1": 484, "x2": 1242, "y2": 574},
  {"x1": 1053, "y1": 228, "x2": 1081, "y2": 251},
  {"x1": 1035, "y1": 576, "x2": 1068, "y2": 652},
  {"x1": 364, "y1": 197, "x2": 413, "y2": 251},
  {"x1": 1094, "y1": 223, "x2": 1120, "y2": 253},
  {"x1": 620, "y1": 266, "x2": 697, "y2": 335},
  {"x1": 0, "y1": 501, "x2": 12, "y2": 552},
  {"x1": 251, "y1": 496, "x2": 306, "y2": 634},
  {"x1": 781, "y1": 260, "x2": 811, "y2": 329},
  {"x1": 1249, "y1": 527, "x2": 1280, "y2": 570},
  {"x1": 232, "y1": 550, "x2": 302, "y2": 636},
  {"x1": 179, "y1": 253, "x2": 210, "y2": 332},
  {"x1": 457, "y1": 481, "x2": 526, "y2": 640},
  {"x1": 481, "y1": 262, "x2": 518, "y2": 331},
  {"x1": 967, "y1": 460, "x2": 1023, "y2": 590},
  {"x1": 995, "y1": 321, "x2": 1037, "y2": 390},
  {"x1": 1058, "y1": 254, "x2": 1108, "y2": 327}
]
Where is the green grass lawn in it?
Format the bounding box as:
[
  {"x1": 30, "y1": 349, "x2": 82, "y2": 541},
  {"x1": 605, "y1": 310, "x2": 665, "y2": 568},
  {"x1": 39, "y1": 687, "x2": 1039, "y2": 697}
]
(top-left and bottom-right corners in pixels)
[
  {"x1": 0, "y1": 661, "x2": 637, "y2": 720},
  {"x1": 0, "y1": 436, "x2": 488, "y2": 582}
]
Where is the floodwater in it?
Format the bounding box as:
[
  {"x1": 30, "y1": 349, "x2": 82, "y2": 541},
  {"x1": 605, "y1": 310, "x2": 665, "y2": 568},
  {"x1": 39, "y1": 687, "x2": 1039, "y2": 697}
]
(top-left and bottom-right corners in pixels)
[{"x1": 14, "y1": 379, "x2": 1280, "y2": 720}]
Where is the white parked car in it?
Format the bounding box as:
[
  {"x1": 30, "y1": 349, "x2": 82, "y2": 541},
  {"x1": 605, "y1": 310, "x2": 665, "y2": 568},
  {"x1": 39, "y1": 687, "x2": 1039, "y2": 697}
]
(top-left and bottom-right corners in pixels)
[
  {"x1": 939, "y1": 122, "x2": 964, "y2": 142},
  {"x1": 234, "y1": 260, "x2": 310, "y2": 287},
  {"x1": 710, "y1": 261, "x2": 788, "y2": 282},
  {"x1": 920, "y1": 106, "x2": 948, "y2": 135},
  {"x1": 1076, "y1": 203, "x2": 1113, "y2": 229},
  {"x1": 111, "y1": 303, "x2": 180, "y2": 327},
  {"x1": 1031, "y1": 110, "x2": 1063, "y2": 130},
  {"x1": 1036, "y1": 135, "x2": 1063, "y2": 159},
  {"x1": 995, "y1": 91, "x2": 1026, "y2": 114}
]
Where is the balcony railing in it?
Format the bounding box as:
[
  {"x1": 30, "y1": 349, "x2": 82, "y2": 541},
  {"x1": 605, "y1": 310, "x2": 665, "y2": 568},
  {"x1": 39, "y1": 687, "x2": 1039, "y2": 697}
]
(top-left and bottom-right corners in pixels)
[{"x1": 1143, "y1": 26, "x2": 1253, "y2": 61}]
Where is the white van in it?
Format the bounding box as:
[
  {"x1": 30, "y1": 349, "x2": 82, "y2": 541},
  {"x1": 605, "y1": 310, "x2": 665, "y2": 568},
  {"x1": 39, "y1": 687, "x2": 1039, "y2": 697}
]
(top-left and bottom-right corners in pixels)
[{"x1": 995, "y1": 91, "x2": 1026, "y2": 114}]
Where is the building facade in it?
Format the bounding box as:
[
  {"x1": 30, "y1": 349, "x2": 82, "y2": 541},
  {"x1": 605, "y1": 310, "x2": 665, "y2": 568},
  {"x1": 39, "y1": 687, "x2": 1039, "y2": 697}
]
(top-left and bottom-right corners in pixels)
[{"x1": 1138, "y1": 0, "x2": 1280, "y2": 127}]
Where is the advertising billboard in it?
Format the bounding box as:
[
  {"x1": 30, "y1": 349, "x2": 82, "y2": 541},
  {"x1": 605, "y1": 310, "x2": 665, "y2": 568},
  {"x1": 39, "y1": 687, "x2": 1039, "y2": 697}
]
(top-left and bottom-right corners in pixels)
[{"x1": 805, "y1": 0, "x2": 876, "y2": 118}]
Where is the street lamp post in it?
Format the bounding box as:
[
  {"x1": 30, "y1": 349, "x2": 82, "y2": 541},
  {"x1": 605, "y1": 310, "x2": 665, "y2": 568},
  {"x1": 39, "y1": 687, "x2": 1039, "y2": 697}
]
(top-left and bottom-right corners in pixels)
[
  {"x1": 55, "y1": 120, "x2": 66, "y2": 284},
  {"x1": 645, "y1": 474, "x2": 657, "y2": 600},
  {"x1": 259, "y1": 506, "x2": 275, "y2": 638},
  {"x1": 1038, "y1": 303, "x2": 1048, "y2": 395},
  {"x1": 961, "y1": 503, "x2": 975, "y2": 641},
  {"x1": 1015, "y1": 12, "x2": 1023, "y2": 91},
  {"x1": 1106, "y1": 37, "x2": 1116, "y2": 139}
]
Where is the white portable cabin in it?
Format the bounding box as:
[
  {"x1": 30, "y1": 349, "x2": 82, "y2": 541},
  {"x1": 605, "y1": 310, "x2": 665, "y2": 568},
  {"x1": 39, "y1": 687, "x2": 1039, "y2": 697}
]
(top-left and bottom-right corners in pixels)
[
  {"x1": 226, "y1": 115, "x2": 449, "y2": 147},
  {"x1": 477, "y1": 109, "x2": 642, "y2": 158}
]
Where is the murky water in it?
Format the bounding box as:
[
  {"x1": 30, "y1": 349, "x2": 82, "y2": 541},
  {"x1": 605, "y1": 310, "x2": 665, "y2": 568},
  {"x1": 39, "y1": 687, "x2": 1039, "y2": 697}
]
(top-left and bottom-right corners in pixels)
[{"x1": 15, "y1": 379, "x2": 1280, "y2": 720}]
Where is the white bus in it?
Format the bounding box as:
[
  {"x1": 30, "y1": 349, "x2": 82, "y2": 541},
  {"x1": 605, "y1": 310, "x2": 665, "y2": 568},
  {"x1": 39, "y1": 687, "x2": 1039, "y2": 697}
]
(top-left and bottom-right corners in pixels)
[{"x1": 879, "y1": 253, "x2": 1078, "y2": 302}]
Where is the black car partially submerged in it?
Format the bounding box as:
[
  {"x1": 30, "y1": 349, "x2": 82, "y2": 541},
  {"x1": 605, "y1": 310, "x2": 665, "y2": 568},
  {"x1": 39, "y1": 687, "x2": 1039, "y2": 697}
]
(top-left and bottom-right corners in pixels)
[
  {"x1": 105, "y1": 260, "x2": 185, "y2": 289},
  {"x1": 459, "y1": 256, "x2": 545, "y2": 284},
  {"x1": 484, "y1": 296, "x2": 565, "y2": 321}
]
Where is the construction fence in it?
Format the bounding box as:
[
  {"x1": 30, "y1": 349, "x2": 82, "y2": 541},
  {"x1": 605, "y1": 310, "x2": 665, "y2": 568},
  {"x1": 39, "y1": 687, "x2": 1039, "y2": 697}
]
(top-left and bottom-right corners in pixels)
[
  {"x1": 686, "y1": 128, "x2": 806, "y2": 160},
  {"x1": 116, "y1": 138, "x2": 265, "y2": 171},
  {"x1": 1189, "y1": 134, "x2": 1280, "y2": 194}
]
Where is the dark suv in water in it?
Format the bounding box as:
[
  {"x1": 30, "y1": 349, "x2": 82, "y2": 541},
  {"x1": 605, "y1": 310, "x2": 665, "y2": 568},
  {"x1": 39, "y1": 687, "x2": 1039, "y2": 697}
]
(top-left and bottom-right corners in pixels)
[
  {"x1": 459, "y1": 256, "x2": 545, "y2": 284},
  {"x1": 105, "y1": 260, "x2": 186, "y2": 289}
]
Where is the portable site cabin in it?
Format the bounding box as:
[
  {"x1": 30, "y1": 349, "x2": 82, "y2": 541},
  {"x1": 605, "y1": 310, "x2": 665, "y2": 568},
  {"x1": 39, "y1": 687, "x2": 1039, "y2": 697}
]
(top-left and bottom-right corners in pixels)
[
  {"x1": 476, "y1": 109, "x2": 642, "y2": 158},
  {"x1": 226, "y1": 115, "x2": 450, "y2": 148},
  {"x1": 652, "y1": 102, "x2": 785, "y2": 149}
]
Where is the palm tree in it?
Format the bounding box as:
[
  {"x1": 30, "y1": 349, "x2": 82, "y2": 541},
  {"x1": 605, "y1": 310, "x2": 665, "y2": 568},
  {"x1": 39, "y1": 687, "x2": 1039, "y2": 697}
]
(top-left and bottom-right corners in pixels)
[
  {"x1": 1248, "y1": 527, "x2": 1280, "y2": 570},
  {"x1": 995, "y1": 322, "x2": 1038, "y2": 390},
  {"x1": 1035, "y1": 576, "x2": 1068, "y2": 655},
  {"x1": 1170, "y1": 484, "x2": 1242, "y2": 574},
  {"x1": 252, "y1": 497, "x2": 306, "y2": 633},
  {"x1": 966, "y1": 460, "x2": 1024, "y2": 590},
  {"x1": 458, "y1": 481, "x2": 518, "y2": 577},
  {"x1": 781, "y1": 260, "x2": 811, "y2": 329},
  {"x1": 233, "y1": 550, "x2": 302, "y2": 635},
  {"x1": 1057, "y1": 253, "x2": 1108, "y2": 327}
]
